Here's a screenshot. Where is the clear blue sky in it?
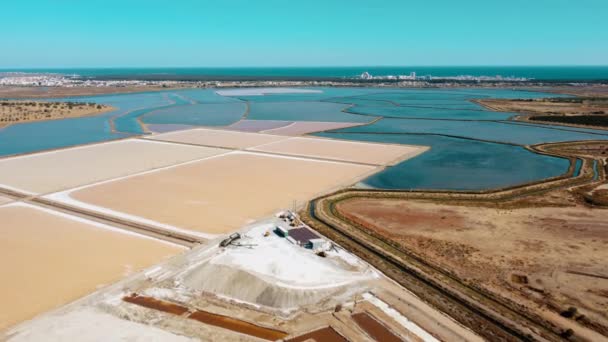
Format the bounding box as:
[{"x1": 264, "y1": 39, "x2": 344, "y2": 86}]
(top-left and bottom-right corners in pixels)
[{"x1": 2, "y1": 0, "x2": 606, "y2": 68}]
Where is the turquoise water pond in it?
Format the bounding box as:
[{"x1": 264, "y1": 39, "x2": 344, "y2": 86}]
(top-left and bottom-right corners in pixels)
[
  {"x1": 143, "y1": 102, "x2": 247, "y2": 126},
  {"x1": 314, "y1": 132, "x2": 570, "y2": 190},
  {"x1": 337, "y1": 118, "x2": 608, "y2": 145},
  {"x1": 0, "y1": 92, "x2": 173, "y2": 155},
  {"x1": 247, "y1": 101, "x2": 373, "y2": 123},
  {"x1": 0, "y1": 116, "x2": 128, "y2": 156},
  {"x1": 348, "y1": 106, "x2": 514, "y2": 120}
]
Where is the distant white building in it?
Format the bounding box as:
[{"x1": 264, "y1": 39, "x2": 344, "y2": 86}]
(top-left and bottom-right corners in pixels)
[{"x1": 360, "y1": 72, "x2": 372, "y2": 80}]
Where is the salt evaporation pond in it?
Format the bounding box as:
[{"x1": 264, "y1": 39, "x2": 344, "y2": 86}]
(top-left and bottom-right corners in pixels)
[
  {"x1": 314, "y1": 132, "x2": 570, "y2": 191},
  {"x1": 337, "y1": 117, "x2": 608, "y2": 145},
  {"x1": 0, "y1": 116, "x2": 125, "y2": 157},
  {"x1": 348, "y1": 106, "x2": 514, "y2": 120},
  {"x1": 2, "y1": 87, "x2": 606, "y2": 191},
  {"x1": 247, "y1": 101, "x2": 373, "y2": 123},
  {"x1": 143, "y1": 102, "x2": 247, "y2": 126}
]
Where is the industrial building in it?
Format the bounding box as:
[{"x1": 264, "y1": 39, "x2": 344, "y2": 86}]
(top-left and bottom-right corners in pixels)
[
  {"x1": 287, "y1": 227, "x2": 320, "y2": 248},
  {"x1": 307, "y1": 238, "x2": 326, "y2": 250},
  {"x1": 274, "y1": 225, "x2": 289, "y2": 237}
]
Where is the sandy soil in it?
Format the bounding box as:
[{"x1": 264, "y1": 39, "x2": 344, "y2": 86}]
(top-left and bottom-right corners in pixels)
[
  {"x1": 68, "y1": 152, "x2": 375, "y2": 234},
  {"x1": 0, "y1": 86, "x2": 180, "y2": 98},
  {"x1": 147, "y1": 128, "x2": 288, "y2": 149},
  {"x1": 0, "y1": 203, "x2": 185, "y2": 331},
  {"x1": 251, "y1": 137, "x2": 428, "y2": 166},
  {"x1": 0, "y1": 101, "x2": 113, "y2": 125},
  {"x1": 0, "y1": 139, "x2": 227, "y2": 194},
  {"x1": 261, "y1": 121, "x2": 366, "y2": 136},
  {"x1": 336, "y1": 198, "x2": 608, "y2": 331}
]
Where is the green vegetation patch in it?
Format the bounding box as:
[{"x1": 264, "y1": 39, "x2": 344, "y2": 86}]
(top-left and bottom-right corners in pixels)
[{"x1": 529, "y1": 115, "x2": 608, "y2": 127}]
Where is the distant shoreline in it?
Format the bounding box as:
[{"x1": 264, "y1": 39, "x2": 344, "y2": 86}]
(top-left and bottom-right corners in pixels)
[
  {"x1": 0, "y1": 82, "x2": 606, "y2": 99},
  {"x1": 0, "y1": 85, "x2": 186, "y2": 99},
  {"x1": 3, "y1": 68, "x2": 608, "y2": 98},
  {"x1": 3, "y1": 66, "x2": 608, "y2": 82},
  {"x1": 81, "y1": 74, "x2": 608, "y2": 83}
]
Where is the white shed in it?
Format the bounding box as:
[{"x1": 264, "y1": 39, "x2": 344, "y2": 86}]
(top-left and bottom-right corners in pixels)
[{"x1": 308, "y1": 238, "x2": 326, "y2": 250}]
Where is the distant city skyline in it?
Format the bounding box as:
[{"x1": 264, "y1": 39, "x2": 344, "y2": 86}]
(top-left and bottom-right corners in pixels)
[{"x1": 2, "y1": 0, "x2": 607, "y2": 68}]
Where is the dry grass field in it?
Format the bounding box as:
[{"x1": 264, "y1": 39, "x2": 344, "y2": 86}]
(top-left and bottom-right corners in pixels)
[
  {"x1": 336, "y1": 197, "x2": 608, "y2": 333},
  {"x1": 478, "y1": 98, "x2": 608, "y2": 116}
]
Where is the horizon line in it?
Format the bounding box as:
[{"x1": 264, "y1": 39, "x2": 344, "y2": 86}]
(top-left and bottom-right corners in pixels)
[{"x1": 2, "y1": 65, "x2": 608, "y2": 70}]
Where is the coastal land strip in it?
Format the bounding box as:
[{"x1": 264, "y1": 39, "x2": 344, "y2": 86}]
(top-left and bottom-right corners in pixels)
[
  {"x1": 2, "y1": 83, "x2": 606, "y2": 100},
  {"x1": 0, "y1": 100, "x2": 113, "y2": 127},
  {"x1": 475, "y1": 96, "x2": 608, "y2": 130},
  {"x1": 0, "y1": 85, "x2": 183, "y2": 99}
]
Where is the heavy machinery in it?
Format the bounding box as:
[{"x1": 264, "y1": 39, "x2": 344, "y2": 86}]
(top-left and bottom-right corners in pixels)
[{"x1": 219, "y1": 233, "x2": 241, "y2": 247}]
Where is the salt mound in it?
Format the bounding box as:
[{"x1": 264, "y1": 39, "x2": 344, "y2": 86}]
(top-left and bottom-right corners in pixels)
[
  {"x1": 182, "y1": 263, "x2": 358, "y2": 310},
  {"x1": 179, "y1": 222, "x2": 374, "y2": 311}
]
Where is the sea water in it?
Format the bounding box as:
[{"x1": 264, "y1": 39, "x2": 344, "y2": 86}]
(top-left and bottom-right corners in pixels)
[{"x1": 4, "y1": 66, "x2": 608, "y2": 81}]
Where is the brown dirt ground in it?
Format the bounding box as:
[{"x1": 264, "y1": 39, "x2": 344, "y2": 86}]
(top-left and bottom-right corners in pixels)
[{"x1": 336, "y1": 197, "x2": 608, "y2": 331}]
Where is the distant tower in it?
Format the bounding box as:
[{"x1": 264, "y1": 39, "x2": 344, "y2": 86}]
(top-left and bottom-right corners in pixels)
[{"x1": 410, "y1": 71, "x2": 416, "y2": 80}]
